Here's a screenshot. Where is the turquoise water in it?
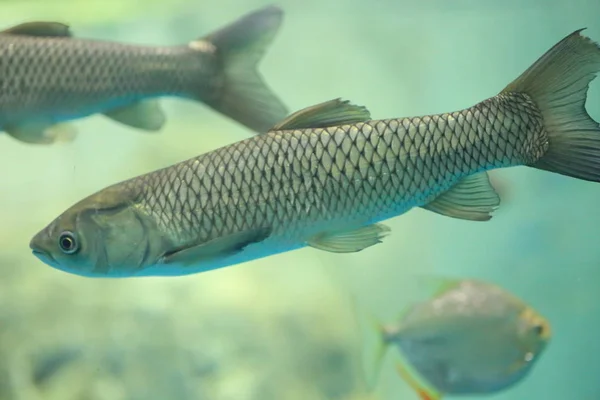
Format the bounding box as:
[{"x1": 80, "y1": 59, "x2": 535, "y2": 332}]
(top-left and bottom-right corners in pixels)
[{"x1": 0, "y1": 0, "x2": 599, "y2": 399}]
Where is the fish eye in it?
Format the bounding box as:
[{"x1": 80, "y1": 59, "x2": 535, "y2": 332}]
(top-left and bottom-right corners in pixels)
[
  {"x1": 58, "y1": 231, "x2": 79, "y2": 255},
  {"x1": 533, "y1": 324, "x2": 545, "y2": 336}
]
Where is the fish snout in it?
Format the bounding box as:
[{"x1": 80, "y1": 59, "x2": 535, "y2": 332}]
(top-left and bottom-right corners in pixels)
[{"x1": 30, "y1": 228, "x2": 55, "y2": 262}]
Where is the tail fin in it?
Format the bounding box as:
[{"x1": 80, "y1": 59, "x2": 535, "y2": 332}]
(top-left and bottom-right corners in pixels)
[
  {"x1": 501, "y1": 29, "x2": 600, "y2": 182},
  {"x1": 350, "y1": 297, "x2": 390, "y2": 391},
  {"x1": 352, "y1": 275, "x2": 458, "y2": 391},
  {"x1": 355, "y1": 305, "x2": 444, "y2": 400},
  {"x1": 194, "y1": 5, "x2": 288, "y2": 134},
  {"x1": 361, "y1": 314, "x2": 390, "y2": 390}
]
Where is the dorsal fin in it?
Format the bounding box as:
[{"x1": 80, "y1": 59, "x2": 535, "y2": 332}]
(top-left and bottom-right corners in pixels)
[
  {"x1": 272, "y1": 98, "x2": 371, "y2": 130},
  {"x1": 2, "y1": 22, "x2": 72, "y2": 37}
]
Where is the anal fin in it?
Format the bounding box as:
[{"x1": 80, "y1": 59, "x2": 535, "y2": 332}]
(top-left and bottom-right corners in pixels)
[
  {"x1": 395, "y1": 362, "x2": 442, "y2": 400},
  {"x1": 307, "y1": 223, "x2": 390, "y2": 253},
  {"x1": 103, "y1": 100, "x2": 166, "y2": 132},
  {"x1": 160, "y1": 228, "x2": 271, "y2": 266},
  {"x1": 421, "y1": 172, "x2": 500, "y2": 221},
  {"x1": 5, "y1": 121, "x2": 77, "y2": 144}
]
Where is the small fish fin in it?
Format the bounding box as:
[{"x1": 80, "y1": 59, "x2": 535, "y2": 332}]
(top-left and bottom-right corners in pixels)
[
  {"x1": 395, "y1": 361, "x2": 443, "y2": 400},
  {"x1": 160, "y1": 228, "x2": 271, "y2": 266},
  {"x1": 196, "y1": 5, "x2": 288, "y2": 134},
  {"x1": 421, "y1": 172, "x2": 500, "y2": 221},
  {"x1": 363, "y1": 315, "x2": 390, "y2": 390},
  {"x1": 272, "y1": 98, "x2": 371, "y2": 130},
  {"x1": 2, "y1": 21, "x2": 71, "y2": 37},
  {"x1": 5, "y1": 121, "x2": 77, "y2": 144},
  {"x1": 349, "y1": 297, "x2": 390, "y2": 390},
  {"x1": 103, "y1": 100, "x2": 166, "y2": 132},
  {"x1": 501, "y1": 29, "x2": 600, "y2": 182},
  {"x1": 307, "y1": 223, "x2": 391, "y2": 253}
]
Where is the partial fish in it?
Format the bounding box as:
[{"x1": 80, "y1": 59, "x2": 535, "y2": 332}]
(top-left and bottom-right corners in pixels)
[
  {"x1": 357, "y1": 278, "x2": 550, "y2": 399},
  {"x1": 30, "y1": 30, "x2": 600, "y2": 277},
  {"x1": 0, "y1": 5, "x2": 287, "y2": 144}
]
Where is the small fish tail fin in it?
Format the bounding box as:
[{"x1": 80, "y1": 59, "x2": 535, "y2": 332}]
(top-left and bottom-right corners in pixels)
[
  {"x1": 193, "y1": 5, "x2": 288, "y2": 133},
  {"x1": 349, "y1": 297, "x2": 390, "y2": 390},
  {"x1": 395, "y1": 361, "x2": 443, "y2": 400},
  {"x1": 362, "y1": 314, "x2": 390, "y2": 390},
  {"x1": 501, "y1": 29, "x2": 600, "y2": 182}
]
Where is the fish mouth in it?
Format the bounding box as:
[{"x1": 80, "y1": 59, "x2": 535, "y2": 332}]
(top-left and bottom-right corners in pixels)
[
  {"x1": 31, "y1": 248, "x2": 56, "y2": 264},
  {"x1": 30, "y1": 228, "x2": 54, "y2": 260}
]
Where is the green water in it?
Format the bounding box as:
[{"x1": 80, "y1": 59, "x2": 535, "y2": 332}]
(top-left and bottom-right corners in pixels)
[{"x1": 0, "y1": 0, "x2": 598, "y2": 399}]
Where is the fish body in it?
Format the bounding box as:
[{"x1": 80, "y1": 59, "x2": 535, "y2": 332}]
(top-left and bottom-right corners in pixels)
[
  {"x1": 30, "y1": 29, "x2": 600, "y2": 277},
  {"x1": 0, "y1": 6, "x2": 288, "y2": 144},
  {"x1": 359, "y1": 279, "x2": 550, "y2": 399},
  {"x1": 389, "y1": 280, "x2": 550, "y2": 395}
]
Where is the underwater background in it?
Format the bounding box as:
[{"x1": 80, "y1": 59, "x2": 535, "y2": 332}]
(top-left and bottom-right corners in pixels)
[{"x1": 0, "y1": 0, "x2": 599, "y2": 399}]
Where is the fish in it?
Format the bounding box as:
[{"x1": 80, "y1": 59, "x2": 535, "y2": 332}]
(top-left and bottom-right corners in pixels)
[
  {"x1": 357, "y1": 278, "x2": 551, "y2": 399},
  {"x1": 0, "y1": 5, "x2": 288, "y2": 144},
  {"x1": 30, "y1": 29, "x2": 600, "y2": 277}
]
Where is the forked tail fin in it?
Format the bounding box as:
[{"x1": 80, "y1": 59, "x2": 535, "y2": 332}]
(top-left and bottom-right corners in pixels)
[
  {"x1": 356, "y1": 309, "x2": 390, "y2": 390},
  {"x1": 192, "y1": 5, "x2": 288, "y2": 134},
  {"x1": 501, "y1": 29, "x2": 600, "y2": 182}
]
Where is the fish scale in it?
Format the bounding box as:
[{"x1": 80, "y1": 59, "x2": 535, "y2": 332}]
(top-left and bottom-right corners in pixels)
[{"x1": 129, "y1": 93, "x2": 542, "y2": 247}]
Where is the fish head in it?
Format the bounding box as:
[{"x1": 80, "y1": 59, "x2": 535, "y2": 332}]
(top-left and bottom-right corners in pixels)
[
  {"x1": 30, "y1": 184, "x2": 167, "y2": 277},
  {"x1": 491, "y1": 306, "x2": 551, "y2": 380},
  {"x1": 517, "y1": 307, "x2": 551, "y2": 358}
]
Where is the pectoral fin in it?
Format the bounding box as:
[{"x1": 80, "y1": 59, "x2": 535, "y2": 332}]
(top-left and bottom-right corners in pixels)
[
  {"x1": 103, "y1": 100, "x2": 166, "y2": 131},
  {"x1": 5, "y1": 121, "x2": 77, "y2": 144},
  {"x1": 421, "y1": 172, "x2": 500, "y2": 221},
  {"x1": 160, "y1": 228, "x2": 271, "y2": 266},
  {"x1": 2, "y1": 22, "x2": 72, "y2": 37},
  {"x1": 307, "y1": 223, "x2": 390, "y2": 253}
]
